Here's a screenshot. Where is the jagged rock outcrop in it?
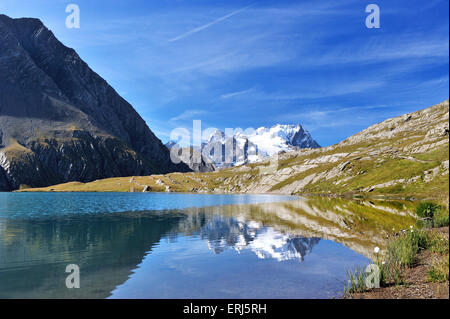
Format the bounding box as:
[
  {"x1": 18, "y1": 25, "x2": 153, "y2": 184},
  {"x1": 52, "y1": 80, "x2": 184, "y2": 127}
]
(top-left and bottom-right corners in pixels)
[
  {"x1": 166, "y1": 144, "x2": 216, "y2": 173},
  {"x1": 0, "y1": 14, "x2": 190, "y2": 190}
]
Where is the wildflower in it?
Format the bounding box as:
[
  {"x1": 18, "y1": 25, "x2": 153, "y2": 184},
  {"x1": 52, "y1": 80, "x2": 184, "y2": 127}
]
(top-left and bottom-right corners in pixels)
[
  {"x1": 410, "y1": 225, "x2": 413, "y2": 229},
  {"x1": 374, "y1": 247, "x2": 380, "y2": 254}
]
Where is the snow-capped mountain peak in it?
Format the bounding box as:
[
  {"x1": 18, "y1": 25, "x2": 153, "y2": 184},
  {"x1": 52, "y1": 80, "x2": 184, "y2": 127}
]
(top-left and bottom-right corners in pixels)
[
  {"x1": 198, "y1": 123, "x2": 319, "y2": 168},
  {"x1": 207, "y1": 129, "x2": 226, "y2": 143},
  {"x1": 244, "y1": 124, "x2": 314, "y2": 157}
]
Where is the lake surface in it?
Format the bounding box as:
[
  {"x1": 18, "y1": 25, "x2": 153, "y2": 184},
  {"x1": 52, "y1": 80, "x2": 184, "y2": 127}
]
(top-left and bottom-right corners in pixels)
[{"x1": 0, "y1": 192, "x2": 417, "y2": 299}]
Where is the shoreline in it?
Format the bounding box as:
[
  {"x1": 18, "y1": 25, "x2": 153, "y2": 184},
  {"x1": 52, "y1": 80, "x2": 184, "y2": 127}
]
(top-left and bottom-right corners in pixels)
[
  {"x1": 344, "y1": 227, "x2": 449, "y2": 299},
  {"x1": 14, "y1": 186, "x2": 446, "y2": 203}
]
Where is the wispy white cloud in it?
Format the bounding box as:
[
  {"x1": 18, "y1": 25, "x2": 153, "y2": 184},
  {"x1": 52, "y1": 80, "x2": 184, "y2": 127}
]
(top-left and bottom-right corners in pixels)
[
  {"x1": 216, "y1": 80, "x2": 386, "y2": 102},
  {"x1": 168, "y1": 5, "x2": 253, "y2": 42},
  {"x1": 310, "y1": 34, "x2": 449, "y2": 67},
  {"x1": 417, "y1": 75, "x2": 449, "y2": 87},
  {"x1": 275, "y1": 102, "x2": 417, "y2": 134},
  {"x1": 220, "y1": 88, "x2": 256, "y2": 99},
  {"x1": 301, "y1": 104, "x2": 398, "y2": 120},
  {"x1": 169, "y1": 109, "x2": 208, "y2": 123}
]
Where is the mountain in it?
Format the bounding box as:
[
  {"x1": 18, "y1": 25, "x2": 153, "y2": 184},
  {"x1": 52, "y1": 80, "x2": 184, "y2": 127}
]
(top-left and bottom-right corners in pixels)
[
  {"x1": 0, "y1": 15, "x2": 190, "y2": 191},
  {"x1": 37, "y1": 100, "x2": 449, "y2": 200},
  {"x1": 192, "y1": 100, "x2": 448, "y2": 198},
  {"x1": 165, "y1": 143, "x2": 216, "y2": 173},
  {"x1": 200, "y1": 124, "x2": 320, "y2": 168},
  {"x1": 165, "y1": 141, "x2": 179, "y2": 149}
]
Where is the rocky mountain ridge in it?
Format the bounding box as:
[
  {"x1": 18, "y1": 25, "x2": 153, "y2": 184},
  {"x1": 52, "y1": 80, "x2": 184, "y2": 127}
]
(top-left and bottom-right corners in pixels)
[
  {"x1": 166, "y1": 144, "x2": 217, "y2": 173},
  {"x1": 168, "y1": 124, "x2": 320, "y2": 169},
  {"x1": 0, "y1": 14, "x2": 189, "y2": 191},
  {"x1": 29, "y1": 100, "x2": 449, "y2": 200}
]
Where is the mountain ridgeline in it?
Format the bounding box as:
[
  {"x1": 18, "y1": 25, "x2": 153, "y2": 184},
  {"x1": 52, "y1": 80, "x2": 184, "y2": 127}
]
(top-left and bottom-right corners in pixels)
[
  {"x1": 203, "y1": 124, "x2": 320, "y2": 168},
  {"x1": 0, "y1": 15, "x2": 190, "y2": 191},
  {"x1": 167, "y1": 124, "x2": 320, "y2": 171},
  {"x1": 30, "y1": 100, "x2": 449, "y2": 201}
]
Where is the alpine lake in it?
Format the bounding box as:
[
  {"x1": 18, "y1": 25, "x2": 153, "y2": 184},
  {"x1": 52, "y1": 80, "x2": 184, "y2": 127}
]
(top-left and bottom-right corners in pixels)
[{"x1": 0, "y1": 192, "x2": 418, "y2": 298}]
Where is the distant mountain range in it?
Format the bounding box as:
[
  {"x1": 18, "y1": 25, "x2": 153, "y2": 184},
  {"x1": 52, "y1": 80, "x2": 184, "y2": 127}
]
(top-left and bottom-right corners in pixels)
[
  {"x1": 0, "y1": 15, "x2": 189, "y2": 191},
  {"x1": 161, "y1": 100, "x2": 448, "y2": 197},
  {"x1": 47, "y1": 100, "x2": 448, "y2": 199},
  {"x1": 167, "y1": 124, "x2": 320, "y2": 170}
]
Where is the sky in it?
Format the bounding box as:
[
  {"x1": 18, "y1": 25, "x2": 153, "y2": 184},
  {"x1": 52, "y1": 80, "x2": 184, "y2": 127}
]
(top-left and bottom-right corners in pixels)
[{"x1": 1, "y1": 0, "x2": 448, "y2": 146}]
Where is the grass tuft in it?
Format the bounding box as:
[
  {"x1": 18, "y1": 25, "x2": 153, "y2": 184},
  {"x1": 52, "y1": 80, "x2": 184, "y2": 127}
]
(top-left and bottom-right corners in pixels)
[
  {"x1": 427, "y1": 258, "x2": 449, "y2": 283},
  {"x1": 345, "y1": 266, "x2": 369, "y2": 294},
  {"x1": 433, "y1": 208, "x2": 449, "y2": 227},
  {"x1": 416, "y1": 202, "x2": 441, "y2": 219},
  {"x1": 428, "y1": 233, "x2": 449, "y2": 255},
  {"x1": 415, "y1": 202, "x2": 449, "y2": 228},
  {"x1": 345, "y1": 228, "x2": 435, "y2": 294},
  {"x1": 386, "y1": 230, "x2": 429, "y2": 267}
]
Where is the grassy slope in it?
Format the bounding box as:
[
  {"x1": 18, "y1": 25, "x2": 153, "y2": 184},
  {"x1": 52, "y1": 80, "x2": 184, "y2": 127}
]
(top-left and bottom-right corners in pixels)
[{"x1": 20, "y1": 101, "x2": 449, "y2": 201}]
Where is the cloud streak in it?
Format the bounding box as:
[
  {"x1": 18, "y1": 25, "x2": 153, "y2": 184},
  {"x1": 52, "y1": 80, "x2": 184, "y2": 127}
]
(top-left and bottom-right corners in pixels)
[
  {"x1": 169, "y1": 109, "x2": 208, "y2": 123},
  {"x1": 168, "y1": 4, "x2": 253, "y2": 42},
  {"x1": 220, "y1": 88, "x2": 255, "y2": 99},
  {"x1": 217, "y1": 80, "x2": 386, "y2": 102}
]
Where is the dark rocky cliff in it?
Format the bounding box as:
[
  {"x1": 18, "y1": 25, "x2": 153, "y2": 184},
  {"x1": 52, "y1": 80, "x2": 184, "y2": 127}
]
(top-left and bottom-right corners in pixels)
[
  {"x1": 167, "y1": 145, "x2": 217, "y2": 173},
  {"x1": 0, "y1": 14, "x2": 190, "y2": 191}
]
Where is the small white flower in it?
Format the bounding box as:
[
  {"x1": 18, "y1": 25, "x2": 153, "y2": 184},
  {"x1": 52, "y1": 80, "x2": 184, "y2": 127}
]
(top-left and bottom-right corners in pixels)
[
  {"x1": 392, "y1": 228, "x2": 395, "y2": 231},
  {"x1": 410, "y1": 226, "x2": 413, "y2": 229},
  {"x1": 374, "y1": 247, "x2": 380, "y2": 254},
  {"x1": 382, "y1": 261, "x2": 386, "y2": 265},
  {"x1": 411, "y1": 230, "x2": 414, "y2": 233}
]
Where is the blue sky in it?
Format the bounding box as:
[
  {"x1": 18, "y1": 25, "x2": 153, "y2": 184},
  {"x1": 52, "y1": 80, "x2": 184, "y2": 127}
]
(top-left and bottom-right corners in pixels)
[{"x1": 1, "y1": 0, "x2": 448, "y2": 146}]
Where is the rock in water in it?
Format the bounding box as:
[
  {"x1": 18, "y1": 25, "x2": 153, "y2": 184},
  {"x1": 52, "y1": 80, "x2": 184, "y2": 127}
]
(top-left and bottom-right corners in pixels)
[{"x1": 0, "y1": 14, "x2": 190, "y2": 191}]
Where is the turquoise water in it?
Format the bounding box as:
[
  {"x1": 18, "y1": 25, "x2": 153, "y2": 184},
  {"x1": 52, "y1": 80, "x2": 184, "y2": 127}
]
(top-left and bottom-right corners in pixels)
[
  {"x1": 0, "y1": 192, "x2": 370, "y2": 299},
  {"x1": 0, "y1": 192, "x2": 294, "y2": 217}
]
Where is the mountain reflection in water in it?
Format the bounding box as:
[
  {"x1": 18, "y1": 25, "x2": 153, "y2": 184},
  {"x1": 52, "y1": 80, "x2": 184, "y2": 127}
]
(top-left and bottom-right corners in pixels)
[
  {"x1": 0, "y1": 193, "x2": 418, "y2": 298},
  {"x1": 200, "y1": 216, "x2": 320, "y2": 261}
]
